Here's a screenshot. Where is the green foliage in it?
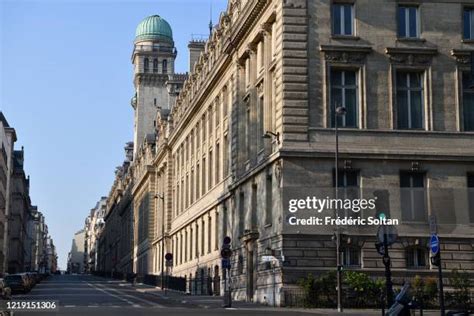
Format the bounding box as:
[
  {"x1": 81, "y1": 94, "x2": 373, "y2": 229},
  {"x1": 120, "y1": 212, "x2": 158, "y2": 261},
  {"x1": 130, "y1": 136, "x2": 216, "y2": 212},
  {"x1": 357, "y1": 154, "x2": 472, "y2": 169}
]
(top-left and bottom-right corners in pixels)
[
  {"x1": 412, "y1": 275, "x2": 438, "y2": 307},
  {"x1": 297, "y1": 271, "x2": 336, "y2": 307},
  {"x1": 447, "y1": 270, "x2": 472, "y2": 310},
  {"x1": 297, "y1": 273, "x2": 318, "y2": 307},
  {"x1": 297, "y1": 271, "x2": 385, "y2": 308},
  {"x1": 344, "y1": 271, "x2": 385, "y2": 307}
]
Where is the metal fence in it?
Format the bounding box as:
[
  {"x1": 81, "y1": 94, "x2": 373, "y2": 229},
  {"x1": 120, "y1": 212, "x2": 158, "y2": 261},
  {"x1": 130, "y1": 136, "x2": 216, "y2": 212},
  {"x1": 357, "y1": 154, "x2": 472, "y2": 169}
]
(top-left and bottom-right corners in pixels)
[
  {"x1": 143, "y1": 274, "x2": 187, "y2": 292},
  {"x1": 187, "y1": 276, "x2": 220, "y2": 296}
]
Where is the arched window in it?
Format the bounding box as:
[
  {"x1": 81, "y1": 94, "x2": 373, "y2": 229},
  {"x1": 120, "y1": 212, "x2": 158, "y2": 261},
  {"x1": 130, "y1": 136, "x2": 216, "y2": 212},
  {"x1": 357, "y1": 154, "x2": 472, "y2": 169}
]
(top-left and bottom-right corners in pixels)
[
  {"x1": 144, "y1": 58, "x2": 149, "y2": 73},
  {"x1": 162, "y1": 59, "x2": 168, "y2": 74},
  {"x1": 405, "y1": 246, "x2": 427, "y2": 268},
  {"x1": 153, "y1": 59, "x2": 158, "y2": 73}
]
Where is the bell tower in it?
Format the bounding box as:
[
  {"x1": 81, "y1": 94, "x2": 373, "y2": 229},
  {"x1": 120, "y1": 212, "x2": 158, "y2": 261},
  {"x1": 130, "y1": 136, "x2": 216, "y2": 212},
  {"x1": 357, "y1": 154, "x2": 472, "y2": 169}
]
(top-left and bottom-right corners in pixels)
[{"x1": 131, "y1": 15, "x2": 177, "y2": 157}]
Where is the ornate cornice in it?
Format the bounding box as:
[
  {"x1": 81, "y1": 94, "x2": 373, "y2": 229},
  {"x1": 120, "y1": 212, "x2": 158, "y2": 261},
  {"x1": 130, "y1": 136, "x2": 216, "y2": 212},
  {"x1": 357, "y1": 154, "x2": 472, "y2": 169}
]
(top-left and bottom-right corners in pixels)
[
  {"x1": 451, "y1": 49, "x2": 473, "y2": 65},
  {"x1": 320, "y1": 45, "x2": 372, "y2": 63},
  {"x1": 385, "y1": 47, "x2": 438, "y2": 65}
]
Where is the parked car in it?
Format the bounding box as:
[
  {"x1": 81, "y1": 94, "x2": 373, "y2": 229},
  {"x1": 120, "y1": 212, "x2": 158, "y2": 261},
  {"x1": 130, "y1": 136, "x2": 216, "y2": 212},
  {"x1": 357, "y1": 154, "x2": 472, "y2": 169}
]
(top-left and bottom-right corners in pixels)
[
  {"x1": 0, "y1": 278, "x2": 11, "y2": 299},
  {"x1": 4, "y1": 274, "x2": 29, "y2": 294},
  {"x1": 19, "y1": 273, "x2": 34, "y2": 290}
]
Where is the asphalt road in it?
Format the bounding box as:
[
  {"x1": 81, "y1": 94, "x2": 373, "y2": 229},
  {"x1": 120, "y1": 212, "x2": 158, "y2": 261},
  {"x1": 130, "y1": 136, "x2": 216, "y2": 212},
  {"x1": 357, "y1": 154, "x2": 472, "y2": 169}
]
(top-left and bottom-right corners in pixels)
[{"x1": 3, "y1": 274, "x2": 312, "y2": 316}]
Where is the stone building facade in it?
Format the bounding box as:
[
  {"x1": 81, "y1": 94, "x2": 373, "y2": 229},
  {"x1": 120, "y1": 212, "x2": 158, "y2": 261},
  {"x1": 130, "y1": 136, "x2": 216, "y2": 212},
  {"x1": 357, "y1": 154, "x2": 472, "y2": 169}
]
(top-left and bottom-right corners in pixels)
[
  {"x1": 68, "y1": 229, "x2": 85, "y2": 273},
  {"x1": 8, "y1": 148, "x2": 32, "y2": 274},
  {"x1": 95, "y1": 0, "x2": 474, "y2": 306},
  {"x1": 0, "y1": 112, "x2": 55, "y2": 275},
  {"x1": 0, "y1": 112, "x2": 16, "y2": 275},
  {"x1": 84, "y1": 196, "x2": 107, "y2": 273}
]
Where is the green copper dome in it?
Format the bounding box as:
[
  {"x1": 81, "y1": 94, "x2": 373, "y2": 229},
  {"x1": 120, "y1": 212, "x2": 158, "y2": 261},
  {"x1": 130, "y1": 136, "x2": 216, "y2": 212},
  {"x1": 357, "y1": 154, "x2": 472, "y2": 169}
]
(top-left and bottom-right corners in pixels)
[{"x1": 135, "y1": 15, "x2": 173, "y2": 43}]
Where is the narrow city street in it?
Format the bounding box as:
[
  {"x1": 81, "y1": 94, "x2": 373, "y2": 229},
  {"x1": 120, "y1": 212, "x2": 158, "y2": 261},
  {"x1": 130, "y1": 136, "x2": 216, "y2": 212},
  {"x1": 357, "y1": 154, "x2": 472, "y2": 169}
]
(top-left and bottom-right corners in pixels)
[{"x1": 8, "y1": 274, "x2": 316, "y2": 316}]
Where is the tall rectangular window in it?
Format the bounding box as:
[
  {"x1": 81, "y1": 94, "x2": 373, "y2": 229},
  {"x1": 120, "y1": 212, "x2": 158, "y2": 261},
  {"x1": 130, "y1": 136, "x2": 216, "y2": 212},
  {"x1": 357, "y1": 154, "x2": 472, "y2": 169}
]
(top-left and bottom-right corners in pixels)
[
  {"x1": 400, "y1": 172, "x2": 426, "y2": 222},
  {"x1": 216, "y1": 99, "x2": 221, "y2": 127},
  {"x1": 196, "y1": 164, "x2": 200, "y2": 199},
  {"x1": 334, "y1": 170, "x2": 359, "y2": 188},
  {"x1": 332, "y1": 3, "x2": 354, "y2": 36},
  {"x1": 215, "y1": 212, "x2": 219, "y2": 250},
  {"x1": 190, "y1": 227, "x2": 193, "y2": 259},
  {"x1": 464, "y1": 8, "x2": 474, "y2": 40},
  {"x1": 462, "y1": 72, "x2": 474, "y2": 131},
  {"x1": 330, "y1": 69, "x2": 358, "y2": 128},
  {"x1": 202, "y1": 114, "x2": 206, "y2": 140},
  {"x1": 195, "y1": 223, "x2": 199, "y2": 257},
  {"x1": 208, "y1": 107, "x2": 213, "y2": 136},
  {"x1": 181, "y1": 180, "x2": 184, "y2": 213},
  {"x1": 398, "y1": 6, "x2": 419, "y2": 38},
  {"x1": 224, "y1": 86, "x2": 230, "y2": 117},
  {"x1": 251, "y1": 185, "x2": 257, "y2": 229},
  {"x1": 201, "y1": 219, "x2": 205, "y2": 257},
  {"x1": 207, "y1": 216, "x2": 212, "y2": 254},
  {"x1": 265, "y1": 174, "x2": 273, "y2": 225},
  {"x1": 239, "y1": 192, "x2": 245, "y2": 235},
  {"x1": 334, "y1": 170, "x2": 359, "y2": 216},
  {"x1": 190, "y1": 169, "x2": 194, "y2": 203},
  {"x1": 468, "y1": 174, "x2": 474, "y2": 223},
  {"x1": 196, "y1": 122, "x2": 200, "y2": 146},
  {"x1": 162, "y1": 59, "x2": 168, "y2": 74},
  {"x1": 216, "y1": 143, "x2": 220, "y2": 183},
  {"x1": 190, "y1": 130, "x2": 194, "y2": 157},
  {"x1": 184, "y1": 230, "x2": 188, "y2": 262},
  {"x1": 185, "y1": 174, "x2": 189, "y2": 208},
  {"x1": 208, "y1": 150, "x2": 213, "y2": 190},
  {"x1": 396, "y1": 72, "x2": 424, "y2": 129},
  {"x1": 257, "y1": 95, "x2": 264, "y2": 150},
  {"x1": 246, "y1": 105, "x2": 251, "y2": 158},
  {"x1": 223, "y1": 135, "x2": 229, "y2": 177},
  {"x1": 144, "y1": 58, "x2": 149, "y2": 73},
  {"x1": 202, "y1": 157, "x2": 206, "y2": 194},
  {"x1": 245, "y1": 58, "x2": 251, "y2": 88}
]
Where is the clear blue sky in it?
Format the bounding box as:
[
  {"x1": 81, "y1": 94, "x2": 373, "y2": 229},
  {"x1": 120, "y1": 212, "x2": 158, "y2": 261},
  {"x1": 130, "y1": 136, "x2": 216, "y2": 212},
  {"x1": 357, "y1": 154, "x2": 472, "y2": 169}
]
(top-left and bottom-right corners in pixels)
[{"x1": 0, "y1": 0, "x2": 227, "y2": 270}]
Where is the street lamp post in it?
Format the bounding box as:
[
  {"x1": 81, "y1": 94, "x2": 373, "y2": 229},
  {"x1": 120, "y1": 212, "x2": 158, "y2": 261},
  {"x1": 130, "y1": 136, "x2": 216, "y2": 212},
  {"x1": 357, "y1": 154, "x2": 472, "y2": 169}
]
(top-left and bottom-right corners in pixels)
[
  {"x1": 154, "y1": 194, "x2": 165, "y2": 292},
  {"x1": 334, "y1": 105, "x2": 347, "y2": 313}
]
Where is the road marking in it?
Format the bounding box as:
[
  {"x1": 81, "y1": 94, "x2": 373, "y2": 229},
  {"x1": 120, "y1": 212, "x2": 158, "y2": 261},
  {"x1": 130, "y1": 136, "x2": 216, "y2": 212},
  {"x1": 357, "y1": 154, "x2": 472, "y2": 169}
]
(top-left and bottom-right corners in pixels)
[
  {"x1": 64, "y1": 305, "x2": 76, "y2": 308},
  {"x1": 85, "y1": 281, "x2": 136, "y2": 306},
  {"x1": 94, "y1": 283, "x2": 164, "y2": 308}
]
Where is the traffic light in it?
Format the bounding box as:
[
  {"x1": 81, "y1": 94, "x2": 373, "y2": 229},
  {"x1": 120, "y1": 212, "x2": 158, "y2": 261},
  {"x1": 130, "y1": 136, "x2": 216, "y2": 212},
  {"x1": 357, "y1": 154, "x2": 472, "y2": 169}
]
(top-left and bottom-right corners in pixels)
[
  {"x1": 430, "y1": 252, "x2": 440, "y2": 267},
  {"x1": 221, "y1": 236, "x2": 232, "y2": 259}
]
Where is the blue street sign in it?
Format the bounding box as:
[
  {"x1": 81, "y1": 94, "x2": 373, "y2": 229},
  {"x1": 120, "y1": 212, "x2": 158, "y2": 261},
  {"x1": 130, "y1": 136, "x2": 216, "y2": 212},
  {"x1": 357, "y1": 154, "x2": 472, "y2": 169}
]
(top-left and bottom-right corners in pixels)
[{"x1": 430, "y1": 234, "x2": 440, "y2": 255}]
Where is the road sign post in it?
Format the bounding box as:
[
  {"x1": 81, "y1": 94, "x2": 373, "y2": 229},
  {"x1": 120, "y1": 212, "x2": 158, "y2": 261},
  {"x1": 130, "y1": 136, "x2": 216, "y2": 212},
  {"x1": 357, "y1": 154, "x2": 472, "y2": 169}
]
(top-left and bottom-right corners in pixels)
[
  {"x1": 221, "y1": 236, "x2": 232, "y2": 308},
  {"x1": 376, "y1": 224, "x2": 397, "y2": 307},
  {"x1": 164, "y1": 253, "x2": 173, "y2": 295},
  {"x1": 430, "y1": 233, "x2": 445, "y2": 316}
]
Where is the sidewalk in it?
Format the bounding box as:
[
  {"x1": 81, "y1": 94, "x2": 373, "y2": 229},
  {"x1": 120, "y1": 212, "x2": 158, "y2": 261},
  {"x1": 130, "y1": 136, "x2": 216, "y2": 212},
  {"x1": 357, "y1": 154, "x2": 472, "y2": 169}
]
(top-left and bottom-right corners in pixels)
[
  {"x1": 105, "y1": 278, "x2": 442, "y2": 315},
  {"x1": 130, "y1": 282, "x2": 259, "y2": 309}
]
